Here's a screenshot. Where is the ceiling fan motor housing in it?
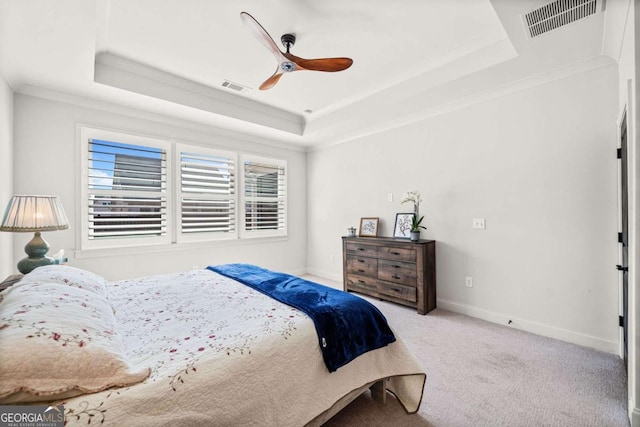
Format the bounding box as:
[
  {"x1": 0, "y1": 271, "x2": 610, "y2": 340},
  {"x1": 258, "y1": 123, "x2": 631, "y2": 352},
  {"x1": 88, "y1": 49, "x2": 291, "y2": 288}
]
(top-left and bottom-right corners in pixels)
[{"x1": 281, "y1": 62, "x2": 296, "y2": 72}]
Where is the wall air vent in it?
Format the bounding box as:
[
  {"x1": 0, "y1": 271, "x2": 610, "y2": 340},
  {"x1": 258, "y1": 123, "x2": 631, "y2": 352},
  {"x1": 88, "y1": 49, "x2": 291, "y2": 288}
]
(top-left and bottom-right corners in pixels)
[
  {"x1": 522, "y1": 0, "x2": 602, "y2": 39},
  {"x1": 221, "y1": 80, "x2": 249, "y2": 92}
]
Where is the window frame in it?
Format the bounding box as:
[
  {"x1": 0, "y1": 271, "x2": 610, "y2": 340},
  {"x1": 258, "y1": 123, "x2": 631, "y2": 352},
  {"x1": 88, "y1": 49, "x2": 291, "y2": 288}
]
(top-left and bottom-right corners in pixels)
[
  {"x1": 175, "y1": 143, "x2": 238, "y2": 243},
  {"x1": 79, "y1": 127, "x2": 173, "y2": 250},
  {"x1": 239, "y1": 154, "x2": 288, "y2": 239}
]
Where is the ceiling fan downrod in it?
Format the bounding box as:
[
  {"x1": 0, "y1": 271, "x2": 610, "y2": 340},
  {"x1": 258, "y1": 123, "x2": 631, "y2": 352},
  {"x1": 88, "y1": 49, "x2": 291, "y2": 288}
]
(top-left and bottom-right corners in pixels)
[{"x1": 280, "y1": 33, "x2": 296, "y2": 54}]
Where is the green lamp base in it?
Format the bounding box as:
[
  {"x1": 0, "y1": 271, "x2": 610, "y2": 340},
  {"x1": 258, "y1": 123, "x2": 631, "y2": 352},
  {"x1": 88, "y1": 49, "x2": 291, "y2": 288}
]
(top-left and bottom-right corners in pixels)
[
  {"x1": 17, "y1": 231, "x2": 55, "y2": 274},
  {"x1": 17, "y1": 256, "x2": 55, "y2": 274}
]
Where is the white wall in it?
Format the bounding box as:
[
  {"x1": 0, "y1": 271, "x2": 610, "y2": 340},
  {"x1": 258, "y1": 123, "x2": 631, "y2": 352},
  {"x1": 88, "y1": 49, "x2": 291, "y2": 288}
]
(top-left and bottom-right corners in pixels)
[
  {"x1": 12, "y1": 93, "x2": 307, "y2": 281},
  {"x1": 308, "y1": 64, "x2": 619, "y2": 353},
  {"x1": 0, "y1": 74, "x2": 13, "y2": 279}
]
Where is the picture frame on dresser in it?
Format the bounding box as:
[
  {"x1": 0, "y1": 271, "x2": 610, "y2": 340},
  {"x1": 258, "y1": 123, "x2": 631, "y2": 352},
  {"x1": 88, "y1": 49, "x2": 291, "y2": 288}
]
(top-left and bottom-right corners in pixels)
[
  {"x1": 358, "y1": 217, "x2": 379, "y2": 237},
  {"x1": 393, "y1": 213, "x2": 413, "y2": 239}
]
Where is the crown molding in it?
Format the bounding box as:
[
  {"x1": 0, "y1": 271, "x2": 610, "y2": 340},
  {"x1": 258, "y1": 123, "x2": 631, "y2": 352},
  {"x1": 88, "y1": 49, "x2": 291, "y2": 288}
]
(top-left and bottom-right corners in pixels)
[{"x1": 15, "y1": 85, "x2": 309, "y2": 153}]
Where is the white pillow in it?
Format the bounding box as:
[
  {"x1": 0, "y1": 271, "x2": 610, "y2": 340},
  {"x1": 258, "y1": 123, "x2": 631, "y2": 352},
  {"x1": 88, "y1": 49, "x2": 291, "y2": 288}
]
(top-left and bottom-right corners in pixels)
[
  {"x1": 18, "y1": 265, "x2": 108, "y2": 297},
  {"x1": 0, "y1": 281, "x2": 149, "y2": 403}
]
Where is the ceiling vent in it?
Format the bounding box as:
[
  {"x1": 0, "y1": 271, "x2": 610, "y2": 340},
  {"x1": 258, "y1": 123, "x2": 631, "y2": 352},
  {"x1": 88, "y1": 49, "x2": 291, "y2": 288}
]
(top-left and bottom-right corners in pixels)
[
  {"x1": 522, "y1": 0, "x2": 603, "y2": 39},
  {"x1": 221, "y1": 80, "x2": 250, "y2": 92}
]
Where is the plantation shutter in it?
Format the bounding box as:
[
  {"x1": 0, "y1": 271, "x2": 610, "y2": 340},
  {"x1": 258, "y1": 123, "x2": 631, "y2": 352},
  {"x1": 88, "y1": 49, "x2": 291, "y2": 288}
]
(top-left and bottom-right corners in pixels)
[
  {"x1": 87, "y1": 138, "x2": 168, "y2": 242},
  {"x1": 178, "y1": 146, "x2": 236, "y2": 240},
  {"x1": 243, "y1": 157, "x2": 286, "y2": 235}
]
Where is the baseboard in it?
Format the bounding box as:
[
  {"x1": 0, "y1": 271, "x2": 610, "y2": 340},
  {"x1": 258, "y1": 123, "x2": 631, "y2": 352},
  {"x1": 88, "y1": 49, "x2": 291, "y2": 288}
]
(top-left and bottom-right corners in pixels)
[
  {"x1": 437, "y1": 299, "x2": 619, "y2": 354},
  {"x1": 305, "y1": 268, "x2": 342, "y2": 283},
  {"x1": 631, "y1": 406, "x2": 640, "y2": 427},
  {"x1": 304, "y1": 270, "x2": 619, "y2": 354},
  {"x1": 287, "y1": 268, "x2": 308, "y2": 277}
]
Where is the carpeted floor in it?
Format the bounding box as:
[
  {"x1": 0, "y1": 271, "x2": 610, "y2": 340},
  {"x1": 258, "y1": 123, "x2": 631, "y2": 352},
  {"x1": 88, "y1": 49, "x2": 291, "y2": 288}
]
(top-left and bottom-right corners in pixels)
[{"x1": 304, "y1": 275, "x2": 629, "y2": 427}]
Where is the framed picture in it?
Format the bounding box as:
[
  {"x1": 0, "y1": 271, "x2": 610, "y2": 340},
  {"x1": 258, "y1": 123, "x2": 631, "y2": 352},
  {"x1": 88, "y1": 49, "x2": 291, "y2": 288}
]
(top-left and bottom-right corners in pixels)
[
  {"x1": 393, "y1": 213, "x2": 414, "y2": 239},
  {"x1": 359, "y1": 217, "x2": 379, "y2": 237}
]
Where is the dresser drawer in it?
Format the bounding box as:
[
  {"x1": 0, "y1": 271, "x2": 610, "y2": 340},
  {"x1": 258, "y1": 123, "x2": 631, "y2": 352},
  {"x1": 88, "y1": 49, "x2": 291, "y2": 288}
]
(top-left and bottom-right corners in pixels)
[
  {"x1": 377, "y1": 280, "x2": 417, "y2": 303},
  {"x1": 346, "y1": 275, "x2": 416, "y2": 303},
  {"x1": 346, "y1": 242, "x2": 378, "y2": 257},
  {"x1": 378, "y1": 259, "x2": 417, "y2": 286},
  {"x1": 346, "y1": 255, "x2": 378, "y2": 277},
  {"x1": 345, "y1": 273, "x2": 378, "y2": 289},
  {"x1": 379, "y1": 246, "x2": 416, "y2": 263}
]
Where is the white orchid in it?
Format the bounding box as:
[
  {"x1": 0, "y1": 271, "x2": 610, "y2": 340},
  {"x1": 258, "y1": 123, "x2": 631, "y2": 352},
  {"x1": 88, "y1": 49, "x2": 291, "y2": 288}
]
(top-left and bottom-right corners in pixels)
[
  {"x1": 401, "y1": 190, "x2": 422, "y2": 216},
  {"x1": 401, "y1": 190, "x2": 422, "y2": 205}
]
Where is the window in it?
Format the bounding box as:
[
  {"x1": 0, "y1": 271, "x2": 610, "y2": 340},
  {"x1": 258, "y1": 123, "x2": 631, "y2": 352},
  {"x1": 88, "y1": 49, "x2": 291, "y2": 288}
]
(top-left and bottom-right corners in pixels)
[
  {"x1": 177, "y1": 145, "x2": 237, "y2": 242},
  {"x1": 81, "y1": 128, "x2": 171, "y2": 249},
  {"x1": 80, "y1": 127, "x2": 287, "y2": 251},
  {"x1": 241, "y1": 156, "x2": 287, "y2": 237}
]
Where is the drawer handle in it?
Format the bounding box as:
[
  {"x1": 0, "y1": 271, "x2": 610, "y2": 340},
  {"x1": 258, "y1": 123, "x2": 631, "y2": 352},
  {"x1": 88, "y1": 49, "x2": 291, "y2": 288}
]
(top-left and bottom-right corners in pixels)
[
  {"x1": 357, "y1": 248, "x2": 365, "y2": 251},
  {"x1": 393, "y1": 265, "x2": 401, "y2": 268},
  {"x1": 391, "y1": 252, "x2": 400, "y2": 255},
  {"x1": 358, "y1": 269, "x2": 365, "y2": 273},
  {"x1": 358, "y1": 280, "x2": 366, "y2": 284},
  {"x1": 392, "y1": 288, "x2": 401, "y2": 293},
  {"x1": 358, "y1": 259, "x2": 365, "y2": 263},
  {"x1": 392, "y1": 275, "x2": 401, "y2": 280}
]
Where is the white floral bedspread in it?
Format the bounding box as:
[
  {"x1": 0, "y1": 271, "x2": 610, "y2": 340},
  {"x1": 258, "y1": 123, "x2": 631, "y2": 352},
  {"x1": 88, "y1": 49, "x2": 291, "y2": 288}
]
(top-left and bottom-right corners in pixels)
[{"x1": 61, "y1": 270, "x2": 425, "y2": 426}]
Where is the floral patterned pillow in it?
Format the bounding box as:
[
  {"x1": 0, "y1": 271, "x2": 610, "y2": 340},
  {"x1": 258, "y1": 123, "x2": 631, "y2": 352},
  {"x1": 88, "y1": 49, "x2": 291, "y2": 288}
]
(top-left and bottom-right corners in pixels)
[
  {"x1": 0, "y1": 282, "x2": 150, "y2": 403},
  {"x1": 18, "y1": 265, "x2": 108, "y2": 297}
]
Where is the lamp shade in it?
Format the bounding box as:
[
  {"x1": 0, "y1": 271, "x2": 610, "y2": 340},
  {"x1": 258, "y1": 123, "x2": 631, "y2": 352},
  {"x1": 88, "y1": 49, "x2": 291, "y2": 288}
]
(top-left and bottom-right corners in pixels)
[{"x1": 0, "y1": 195, "x2": 69, "y2": 232}]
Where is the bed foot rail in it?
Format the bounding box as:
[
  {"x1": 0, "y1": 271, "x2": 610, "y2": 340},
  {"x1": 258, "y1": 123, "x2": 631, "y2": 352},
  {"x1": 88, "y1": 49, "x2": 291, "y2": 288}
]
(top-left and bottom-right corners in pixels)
[{"x1": 369, "y1": 378, "x2": 388, "y2": 403}]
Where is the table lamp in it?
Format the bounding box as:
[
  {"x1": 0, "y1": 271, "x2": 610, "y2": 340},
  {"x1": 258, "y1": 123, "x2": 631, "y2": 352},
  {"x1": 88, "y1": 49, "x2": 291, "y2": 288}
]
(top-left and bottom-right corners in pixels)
[{"x1": 0, "y1": 195, "x2": 69, "y2": 274}]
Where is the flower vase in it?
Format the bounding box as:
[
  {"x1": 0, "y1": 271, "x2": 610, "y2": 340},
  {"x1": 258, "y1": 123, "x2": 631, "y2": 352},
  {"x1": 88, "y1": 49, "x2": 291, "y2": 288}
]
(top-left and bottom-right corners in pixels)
[{"x1": 410, "y1": 231, "x2": 420, "y2": 242}]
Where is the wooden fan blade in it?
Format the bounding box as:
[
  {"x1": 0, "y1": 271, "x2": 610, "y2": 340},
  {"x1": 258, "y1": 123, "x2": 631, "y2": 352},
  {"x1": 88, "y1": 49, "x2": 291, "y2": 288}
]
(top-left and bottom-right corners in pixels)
[
  {"x1": 284, "y1": 53, "x2": 353, "y2": 72},
  {"x1": 240, "y1": 12, "x2": 287, "y2": 64},
  {"x1": 259, "y1": 69, "x2": 285, "y2": 90}
]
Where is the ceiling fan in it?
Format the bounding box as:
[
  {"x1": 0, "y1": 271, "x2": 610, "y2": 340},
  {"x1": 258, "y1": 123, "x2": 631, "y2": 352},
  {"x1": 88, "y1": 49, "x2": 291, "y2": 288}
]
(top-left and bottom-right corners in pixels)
[{"x1": 240, "y1": 12, "x2": 353, "y2": 90}]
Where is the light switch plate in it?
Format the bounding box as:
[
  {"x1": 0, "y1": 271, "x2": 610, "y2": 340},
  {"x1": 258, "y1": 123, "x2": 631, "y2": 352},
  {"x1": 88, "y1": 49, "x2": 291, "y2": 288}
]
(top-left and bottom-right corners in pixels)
[{"x1": 472, "y1": 218, "x2": 486, "y2": 229}]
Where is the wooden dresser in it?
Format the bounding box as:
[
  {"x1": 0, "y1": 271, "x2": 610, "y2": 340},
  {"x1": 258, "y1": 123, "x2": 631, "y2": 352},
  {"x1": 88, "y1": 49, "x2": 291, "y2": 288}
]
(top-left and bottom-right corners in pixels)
[{"x1": 342, "y1": 236, "x2": 436, "y2": 315}]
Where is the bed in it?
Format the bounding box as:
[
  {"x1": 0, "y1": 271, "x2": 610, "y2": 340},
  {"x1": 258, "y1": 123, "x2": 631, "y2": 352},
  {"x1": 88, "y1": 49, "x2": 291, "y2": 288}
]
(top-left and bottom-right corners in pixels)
[{"x1": 0, "y1": 264, "x2": 426, "y2": 426}]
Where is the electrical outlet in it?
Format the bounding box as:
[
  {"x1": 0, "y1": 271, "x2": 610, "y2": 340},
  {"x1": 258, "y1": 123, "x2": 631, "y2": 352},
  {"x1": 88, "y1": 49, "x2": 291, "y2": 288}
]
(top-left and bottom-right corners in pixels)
[
  {"x1": 472, "y1": 218, "x2": 486, "y2": 229},
  {"x1": 387, "y1": 193, "x2": 393, "y2": 202},
  {"x1": 465, "y1": 276, "x2": 473, "y2": 288}
]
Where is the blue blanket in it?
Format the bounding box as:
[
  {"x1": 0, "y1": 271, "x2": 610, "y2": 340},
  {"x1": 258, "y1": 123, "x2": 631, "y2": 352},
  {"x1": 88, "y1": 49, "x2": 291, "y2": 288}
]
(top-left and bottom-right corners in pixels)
[{"x1": 207, "y1": 264, "x2": 396, "y2": 372}]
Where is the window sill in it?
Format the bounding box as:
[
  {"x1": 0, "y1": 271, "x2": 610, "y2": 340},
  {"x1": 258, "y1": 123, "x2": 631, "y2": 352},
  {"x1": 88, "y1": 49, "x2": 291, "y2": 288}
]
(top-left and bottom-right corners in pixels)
[{"x1": 74, "y1": 236, "x2": 289, "y2": 259}]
